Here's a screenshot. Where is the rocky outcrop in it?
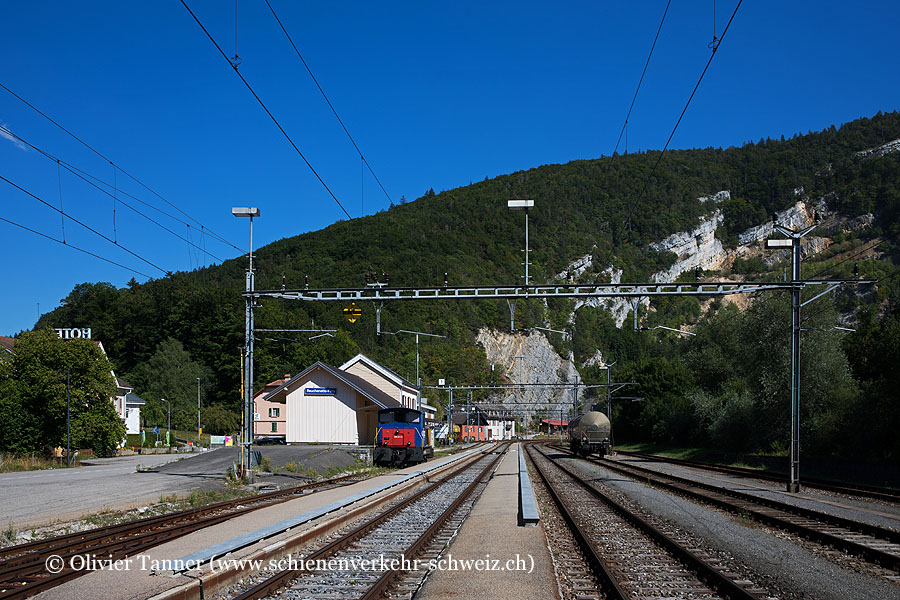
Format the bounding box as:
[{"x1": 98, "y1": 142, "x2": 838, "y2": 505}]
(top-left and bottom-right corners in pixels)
[
  {"x1": 856, "y1": 138, "x2": 900, "y2": 158},
  {"x1": 476, "y1": 328, "x2": 581, "y2": 408},
  {"x1": 506, "y1": 189, "x2": 870, "y2": 387},
  {"x1": 650, "y1": 212, "x2": 727, "y2": 283}
]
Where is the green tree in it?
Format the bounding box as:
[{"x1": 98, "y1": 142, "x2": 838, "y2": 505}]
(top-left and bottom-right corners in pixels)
[
  {"x1": 128, "y1": 338, "x2": 210, "y2": 432},
  {"x1": 0, "y1": 328, "x2": 124, "y2": 456}
]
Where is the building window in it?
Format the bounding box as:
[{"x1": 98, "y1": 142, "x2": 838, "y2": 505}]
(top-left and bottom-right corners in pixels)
[
  {"x1": 269, "y1": 407, "x2": 280, "y2": 418},
  {"x1": 479, "y1": 427, "x2": 483, "y2": 433},
  {"x1": 271, "y1": 422, "x2": 278, "y2": 433}
]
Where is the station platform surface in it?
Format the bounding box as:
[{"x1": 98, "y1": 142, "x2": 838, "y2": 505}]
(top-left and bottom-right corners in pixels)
[
  {"x1": 417, "y1": 443, "x2": 558, "y2": 600},
  {"x1": 32, "y1": 449, "x2": 480, "y2": 600}
]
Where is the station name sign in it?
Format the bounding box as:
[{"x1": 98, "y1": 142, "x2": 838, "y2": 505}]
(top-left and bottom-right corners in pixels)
[
  {"x1": 55, "y1": 328, "x2": 92, "y2": 340},
  {"x1": 304, "y1": 387, "x2": 337, "y2": 396}
]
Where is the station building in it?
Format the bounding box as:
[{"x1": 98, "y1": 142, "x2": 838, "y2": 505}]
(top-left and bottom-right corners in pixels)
[{"x1": 258, "y1": 354, "x2": 418, "y2": 445}]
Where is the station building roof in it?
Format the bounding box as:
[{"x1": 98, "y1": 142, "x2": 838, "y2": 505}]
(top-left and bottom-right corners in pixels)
[{"x1": 263, "y1": 361, "x2": 401, "y2": 409}]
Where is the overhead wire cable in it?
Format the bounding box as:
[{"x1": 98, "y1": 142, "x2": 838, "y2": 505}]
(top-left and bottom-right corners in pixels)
[
  {"x1": 606, "y1": 0, "x2": 672, "y2": 172},
  {"x1": 0, "y1": 174, "x2": 171, "y2": 275},
  {"x1": 625, "y1": 0, "x2": 742, "y2": 229},
  {"x1": 0, "y1": 215, "x2": 153, "y2": 278},
  {"x1": 56, "y1": 160, "x2": 66, "y2": 242},
  {"x1": 113, "y1": 165, "x2": 117, "y2": 244},
  {"x1": 0, "y1": 125, "x2": 222, "y2": 261},
  {"x1": 181, "y1": 0, "x2": 353, "y2": 220},
  {"x1": 1, "y1": 124, "x2": 196, "y2": 225},
  {"x1": 263, "y1": 0, "x2": 395, "y2": 209},
  {"x1": 0, "y1": 80, "x2": 239, "y2": 250}
]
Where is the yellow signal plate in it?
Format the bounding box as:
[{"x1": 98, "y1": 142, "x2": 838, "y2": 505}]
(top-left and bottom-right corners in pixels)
[{"x1": 343, "y1": 302, "x2": 362, "y2": 323}]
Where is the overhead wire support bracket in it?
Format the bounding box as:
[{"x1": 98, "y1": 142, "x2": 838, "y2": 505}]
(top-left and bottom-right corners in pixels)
[{"x1": 245, "y1": 280, "x2": 868, "y2": 303}]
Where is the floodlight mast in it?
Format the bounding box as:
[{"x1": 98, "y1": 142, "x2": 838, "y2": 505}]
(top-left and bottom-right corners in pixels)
[
  {"x1": 233, "y1": 206, "x2": 260, "y2": 477},
  {"x1": 508, "y1": 200, "x2": 534, "y2": 287}
]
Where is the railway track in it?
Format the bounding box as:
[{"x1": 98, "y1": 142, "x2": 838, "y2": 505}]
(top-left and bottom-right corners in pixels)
[
  {"x1": 228, "y1": 443, "x2": 510, "y2": 600},
  {"x1": 526, "y1": 444, "x2": 766, "y2": 600},
  {"x1": 615, "y1": 450, "x2": 900, "y2": 504},
  {"x1": 0, "y1": 473, "x2": 362, "y2": 600},
  {"x1": 555, "y1": 445, "x2": 900, "y2": 574}
]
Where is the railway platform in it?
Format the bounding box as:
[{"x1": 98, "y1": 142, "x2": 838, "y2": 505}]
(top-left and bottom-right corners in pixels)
[
  {"x1": 417, "y1": 443, "x2": 558, "y2": 600},
  {"x1": 28, "y1": 448, "x2": 482, "y2": 600}
]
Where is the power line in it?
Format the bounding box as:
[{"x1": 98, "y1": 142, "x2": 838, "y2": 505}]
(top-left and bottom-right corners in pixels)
[
  {"x1": 0, "y1": 81, "x2": 239, "y2": 251},
  {"x1": 180, "y1": 0, "x2": 353, "y2": 220},
  {"x1": 264, "y1": 0, "x2": 395, "y2": 209},
  {"x1": 0, "y1": 214, "x2": 153, "y2": 279},
  {"x1": 1, "y1": 173, "x2": 170, "y2": 276},
  {"x1": 625, "y1": 0, "x2": 742, "y2": 229},
  {"x1": 606, "y1": 0, "x2": 672, "y2": 170},
  {"x1": 0, "y1": 125, "x2": 223, "y2": 262}
]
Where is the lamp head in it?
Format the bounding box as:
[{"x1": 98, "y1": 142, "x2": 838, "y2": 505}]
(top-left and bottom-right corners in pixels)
[{"x1": 232, "y1": 207, "x2": 260, "y2": 218}]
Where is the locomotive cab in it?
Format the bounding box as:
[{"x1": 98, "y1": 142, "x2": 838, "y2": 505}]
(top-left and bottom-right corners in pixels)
[{"x1": 374, "y1": 407, "x2": 434, "y2": 466}]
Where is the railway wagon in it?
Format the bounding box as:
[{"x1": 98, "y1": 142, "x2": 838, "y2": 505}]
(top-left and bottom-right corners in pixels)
[
  {"x1": 374, "y1": 407, "x2": 434, "y2": 466},
  {"x1": 569, "y1": 411, "x2": 611, "y2": 456}
]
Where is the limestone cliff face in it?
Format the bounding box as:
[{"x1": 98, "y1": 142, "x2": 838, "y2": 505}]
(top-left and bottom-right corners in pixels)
[
  {"x1": 475, "y1": 189, "x2": 872, "y2": 414},
  {"x1": 475, "y1": 328, "x2": 582, "y2": 409}
]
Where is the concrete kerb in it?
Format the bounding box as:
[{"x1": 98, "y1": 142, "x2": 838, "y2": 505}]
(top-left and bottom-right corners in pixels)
[
  {"x1": 146, "y1": 446, "x2": 488, "y2": 600},
  {"x1": 518, "y1": 443, "x2": 540, "y2": 526}
]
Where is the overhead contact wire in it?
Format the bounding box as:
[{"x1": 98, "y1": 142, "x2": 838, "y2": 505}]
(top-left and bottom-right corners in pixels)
[
  {"x1": 0, "y1": 125, "x2": 222, "y2": 261},
  {"x1": 264, "y1": 0, "x2": 394, "y2": 209},
  {"x1": 0, "y1": 215, "x2": 153, "y2": 278},
  {"x1": 0, "y1": 81, "x2": 239, "y2": 250},
  {"x1": 0, "y1": 174, "x2": 171, "y2": 276},
  {"x1": 626, "y1": 0, "x2": 742, "y2": 228},
  {"x1": 607, "y1": 0, "x2": 672, "y2": 170},
  {"x1": 181, "y1": 0, "x2": 353, "y2": 220}
]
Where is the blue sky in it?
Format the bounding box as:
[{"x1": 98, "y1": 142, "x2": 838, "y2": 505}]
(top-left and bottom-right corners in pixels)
[{"x1": 1, "y1": 1, "x2": 898, "y2": 335}]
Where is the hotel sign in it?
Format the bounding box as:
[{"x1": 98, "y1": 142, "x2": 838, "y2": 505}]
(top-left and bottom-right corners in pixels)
[
  {"x1": 304, "y1": 387, "x2": 337, "y2": 396},
  {"x1": 55, "y1": 328, "x2": 92, "y2": 340}
]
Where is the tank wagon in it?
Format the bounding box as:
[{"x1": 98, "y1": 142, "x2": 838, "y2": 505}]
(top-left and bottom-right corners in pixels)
[
  {"x1": 374, "y1": 407, "x2": 434, "y2": 466},
  {"x1": 569, "y1": 411, "x2": 611, "y2": 456}
]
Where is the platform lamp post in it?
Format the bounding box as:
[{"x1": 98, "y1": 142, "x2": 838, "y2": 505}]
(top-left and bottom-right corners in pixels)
[
  {"x1": 766, "y1": 215, "x2": 816, "y2": 493},
  {"x1": 233, "y1": 206, "x2": 260, "y2": 474},
  {"x1": 507, "y1": 199, "x2": 534, "y2": 286},
  {"x1": 385, "y1": 330, "x2": 446, "y2": 411},
  {"x1": 197, "y1": 377, "x2": 201, "y2": 446}
]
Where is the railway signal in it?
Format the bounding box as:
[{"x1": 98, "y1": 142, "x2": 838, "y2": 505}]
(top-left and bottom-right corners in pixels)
[{"x1": 343, "y1": 302, "x2": 362, "y2": 323}]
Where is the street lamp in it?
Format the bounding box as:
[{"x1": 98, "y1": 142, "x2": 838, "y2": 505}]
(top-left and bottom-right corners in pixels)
[
  {"x1": 197, "y1": 377, "x2": 201, "y2": 446},
  {"x1": 233, "y1": 206, "x2": 260, "y2": 475},
  {"x1": 385, "y1": 329, "x2": 446, "y2": 410},
  {"x1": 507, "y1": 199, "x2": 534, "y2": 287}
]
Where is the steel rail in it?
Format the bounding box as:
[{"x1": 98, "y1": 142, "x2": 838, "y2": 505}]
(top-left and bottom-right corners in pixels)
[
  {"x1": 0, "y1": 474, "x2": 361, "y2": 599},
  {"x1": 0, "y1": 473, "x2": 357, "y2": 563},
  {"x1": 560, "y1": 446, "x2": 900, "y2": 571},
  {"x1": 616, "y1": 450, "x2": 900, "y2": 503},
  {"x1": 529, "y1": 445, "x2": 759, "y2": 600},
  {"x1": 232, "y1": 444, "x2": 507, "y2": 600},
  {"x1": 524, "y1": 446, "x2": 628, "y2": 600},
  {"x1": 359, "y1": 445, "x2": 508, "y2": 600}
]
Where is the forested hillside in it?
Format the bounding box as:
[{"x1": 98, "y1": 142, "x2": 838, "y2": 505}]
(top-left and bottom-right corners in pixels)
[{"x1": 30, "y1": 111, "x2": 900, "y2": 459}]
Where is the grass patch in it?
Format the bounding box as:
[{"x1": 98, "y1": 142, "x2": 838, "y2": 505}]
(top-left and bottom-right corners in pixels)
[
  {"x1": 0, "y1": 453, "x2": 82, "y2": 472},
  {"x1": 613, "y1": 442, "x2": 772, "y2": 472}
]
